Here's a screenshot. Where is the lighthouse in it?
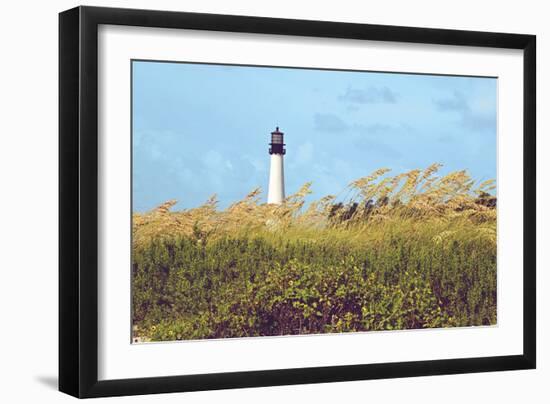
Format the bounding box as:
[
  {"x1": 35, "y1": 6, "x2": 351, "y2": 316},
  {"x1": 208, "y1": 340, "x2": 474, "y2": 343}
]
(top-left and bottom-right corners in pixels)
[{"x1": 267, "y1": 127, "x2": 286, "y2": 204}]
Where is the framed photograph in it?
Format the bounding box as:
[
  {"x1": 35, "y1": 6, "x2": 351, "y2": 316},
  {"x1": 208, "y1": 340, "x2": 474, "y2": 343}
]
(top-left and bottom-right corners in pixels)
[{"x1": 59, "y1": 6, "x2": 536, "y2": 398}]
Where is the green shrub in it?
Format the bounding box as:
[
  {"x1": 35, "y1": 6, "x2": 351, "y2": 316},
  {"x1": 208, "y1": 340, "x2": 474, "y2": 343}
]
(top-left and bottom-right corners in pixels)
[{"x1": 133, "y1": 225, "x2": 495, "y2": 341}]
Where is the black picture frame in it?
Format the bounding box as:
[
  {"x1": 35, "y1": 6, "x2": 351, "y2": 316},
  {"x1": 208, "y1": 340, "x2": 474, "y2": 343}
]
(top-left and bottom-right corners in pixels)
[{"x1": 59, "y1": 5, "x2": 536, "y2": 398}]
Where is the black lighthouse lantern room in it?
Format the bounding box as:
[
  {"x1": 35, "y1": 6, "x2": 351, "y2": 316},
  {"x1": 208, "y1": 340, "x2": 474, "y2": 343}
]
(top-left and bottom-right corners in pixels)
[{"x1": 269, "y1": 127, "x2": 286, "y2": 155}]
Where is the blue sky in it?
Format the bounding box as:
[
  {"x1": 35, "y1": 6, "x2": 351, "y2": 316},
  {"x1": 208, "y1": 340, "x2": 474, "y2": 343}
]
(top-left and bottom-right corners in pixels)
[{"x1": 132, "y1": 60, "x2": 497, "y2": 212}]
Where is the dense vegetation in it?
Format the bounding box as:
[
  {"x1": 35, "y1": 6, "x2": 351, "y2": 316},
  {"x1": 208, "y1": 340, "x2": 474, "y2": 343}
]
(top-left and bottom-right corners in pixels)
[{"x1": 132, "y1": 164, "x2": 497, "y2": 342}]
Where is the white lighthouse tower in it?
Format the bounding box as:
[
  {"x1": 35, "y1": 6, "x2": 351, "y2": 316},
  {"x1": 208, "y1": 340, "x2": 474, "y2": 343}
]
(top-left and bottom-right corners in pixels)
[{"x1": 267, "y1": 127, "x2": 286, "y2": 204}]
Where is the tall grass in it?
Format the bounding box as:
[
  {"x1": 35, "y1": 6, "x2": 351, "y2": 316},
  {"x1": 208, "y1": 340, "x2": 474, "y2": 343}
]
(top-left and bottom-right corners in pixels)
[{"x1": 132, "y1": 164, "x2": 496, "y2": 341}]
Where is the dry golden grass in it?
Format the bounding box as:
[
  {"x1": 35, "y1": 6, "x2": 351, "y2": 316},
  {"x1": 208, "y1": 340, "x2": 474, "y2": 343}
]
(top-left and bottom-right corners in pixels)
[{"x1": 133, "y1": 164, "x2": 496, "y2": 249}]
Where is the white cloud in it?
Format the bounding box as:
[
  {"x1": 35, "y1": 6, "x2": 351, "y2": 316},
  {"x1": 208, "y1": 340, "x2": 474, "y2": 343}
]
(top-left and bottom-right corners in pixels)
[
  {"x1": 203, "y1": 149, "x2": 223, "y2": 168},
  {"x1": 339, "y1": 86, "x2": 398, "y2": 104}
]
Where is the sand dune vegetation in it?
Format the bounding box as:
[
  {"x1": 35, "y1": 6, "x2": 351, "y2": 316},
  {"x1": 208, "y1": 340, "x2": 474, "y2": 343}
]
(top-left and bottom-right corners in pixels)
[{"x1": 132, "y1": 164, "x2": 497, "y2": 342}]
